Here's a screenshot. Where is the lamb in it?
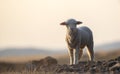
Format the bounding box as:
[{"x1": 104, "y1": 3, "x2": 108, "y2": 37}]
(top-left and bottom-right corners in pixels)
[{"x1": 60, "y1": 19, "x2": 94, "y2": 65}]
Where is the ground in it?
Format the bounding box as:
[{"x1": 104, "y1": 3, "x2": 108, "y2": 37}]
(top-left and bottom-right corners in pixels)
[{"x1": 0, "y1": 56, "x2": 120, "y2": 74}]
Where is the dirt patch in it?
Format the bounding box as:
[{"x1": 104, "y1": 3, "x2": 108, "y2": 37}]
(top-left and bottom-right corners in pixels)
[{"x1": 0, "y1": 56, "x2": 120, "y2": 73}]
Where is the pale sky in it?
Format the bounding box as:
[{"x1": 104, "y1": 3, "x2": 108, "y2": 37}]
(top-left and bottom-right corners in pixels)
[{"x1": 0, "y1": 0, "x2": 120, "y2": 49}]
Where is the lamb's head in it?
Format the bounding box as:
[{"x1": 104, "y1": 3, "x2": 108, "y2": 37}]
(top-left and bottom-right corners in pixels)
[{"x1": 60, "y1": 19, "x2": 82, "y2": 30}]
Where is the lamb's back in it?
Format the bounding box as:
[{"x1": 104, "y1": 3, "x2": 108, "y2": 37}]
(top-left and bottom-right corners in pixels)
[{"x1": 77, "y1": 26, "x2": 93, "y2": 46}]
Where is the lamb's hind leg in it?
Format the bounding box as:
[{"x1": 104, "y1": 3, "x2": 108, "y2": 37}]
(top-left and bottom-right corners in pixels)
[{"x1": 87, "y1": 44, "x2": 94, "y2": 63}]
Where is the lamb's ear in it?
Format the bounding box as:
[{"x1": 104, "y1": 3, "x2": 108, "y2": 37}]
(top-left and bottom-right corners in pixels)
[
  {"x1": 60, "y1": 22, "x2": 66, "y2": 25},
  {"x1": 76, "y1": 21, "x2": 82, "y2": 25}
]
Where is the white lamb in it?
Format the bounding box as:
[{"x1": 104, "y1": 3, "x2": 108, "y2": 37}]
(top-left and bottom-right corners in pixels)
[{"x1": 60, "y1": 19, "x2": 94, "y2": 65}]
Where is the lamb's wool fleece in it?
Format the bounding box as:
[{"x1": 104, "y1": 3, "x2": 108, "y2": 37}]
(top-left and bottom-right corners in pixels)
[{"x1": 60, "y1": 19, "x2": 94, "y2": 65}]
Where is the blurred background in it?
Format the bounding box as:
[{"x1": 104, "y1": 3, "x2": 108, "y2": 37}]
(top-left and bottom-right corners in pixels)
[{"x1": 0, "y1": 0, "x2": 120, "y2": 64}]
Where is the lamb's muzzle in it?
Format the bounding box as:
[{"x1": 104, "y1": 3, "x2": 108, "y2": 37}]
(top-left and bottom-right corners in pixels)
[{"x1": 60, "y1": 19, "x2": 94, "y2": 65}]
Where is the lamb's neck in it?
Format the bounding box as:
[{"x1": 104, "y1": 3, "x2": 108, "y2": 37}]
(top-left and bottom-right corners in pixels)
[
  {"x1": 66, "y1": 28, "x2": 78, "y2": 43},
  {"x1": 66, "y1": 28, "x2": 78, "y2": 36},
  {"x1": 66, "y1": 28, "x2": 79, "y2": 48}
]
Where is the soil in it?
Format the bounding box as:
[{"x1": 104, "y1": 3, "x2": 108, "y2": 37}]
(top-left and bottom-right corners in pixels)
[{"x1": 0, "y1": 56, "x2": 120, "y2": 74}]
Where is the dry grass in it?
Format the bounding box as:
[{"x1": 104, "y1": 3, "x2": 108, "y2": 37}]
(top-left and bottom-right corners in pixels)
[
  {"x1": 0, "y1": 49, "x2": 120, "y2": 64},
  {"x1": 0, "y1": 49, "x2": 120, "y2": 74},
  {"x1": 56, "y1": 49, "x2": 120, "y2": 64},
  {"x1": 0, "y1": 55, "x2": 46, "y2": 63}
]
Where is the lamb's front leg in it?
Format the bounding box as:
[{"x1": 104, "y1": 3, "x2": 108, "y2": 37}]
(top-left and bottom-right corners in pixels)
[
  {"x1": 68, "y1": 48, "x2": 74, "y2": 65},
  {"x1": 74, "y1": 47, "x2": 79, "y2": 64},
  {"x1": 79, "y1": 49, "x2": 83, "y2": 61}
]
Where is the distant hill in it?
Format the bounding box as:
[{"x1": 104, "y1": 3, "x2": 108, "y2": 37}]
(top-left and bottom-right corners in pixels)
[
  {"x1": 0, "y1": 41, "x2": 120, "y2": 57},
  {"x1": 95, "y1": 41, "x2": 120, "y2": 51},
  {"x1": 0, "y1": 48, "x2": 67, "y2": 57}
]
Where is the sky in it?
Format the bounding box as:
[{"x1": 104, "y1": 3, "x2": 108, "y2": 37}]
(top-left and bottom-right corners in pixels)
[{"x1": 0, "y1": 0, "x2": 120, "y2": 50}]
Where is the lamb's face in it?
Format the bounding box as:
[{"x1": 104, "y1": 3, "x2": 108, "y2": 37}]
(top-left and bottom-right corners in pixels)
[{"x1": 60, "y1": 19, "x2": 82, "y2": 30}]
